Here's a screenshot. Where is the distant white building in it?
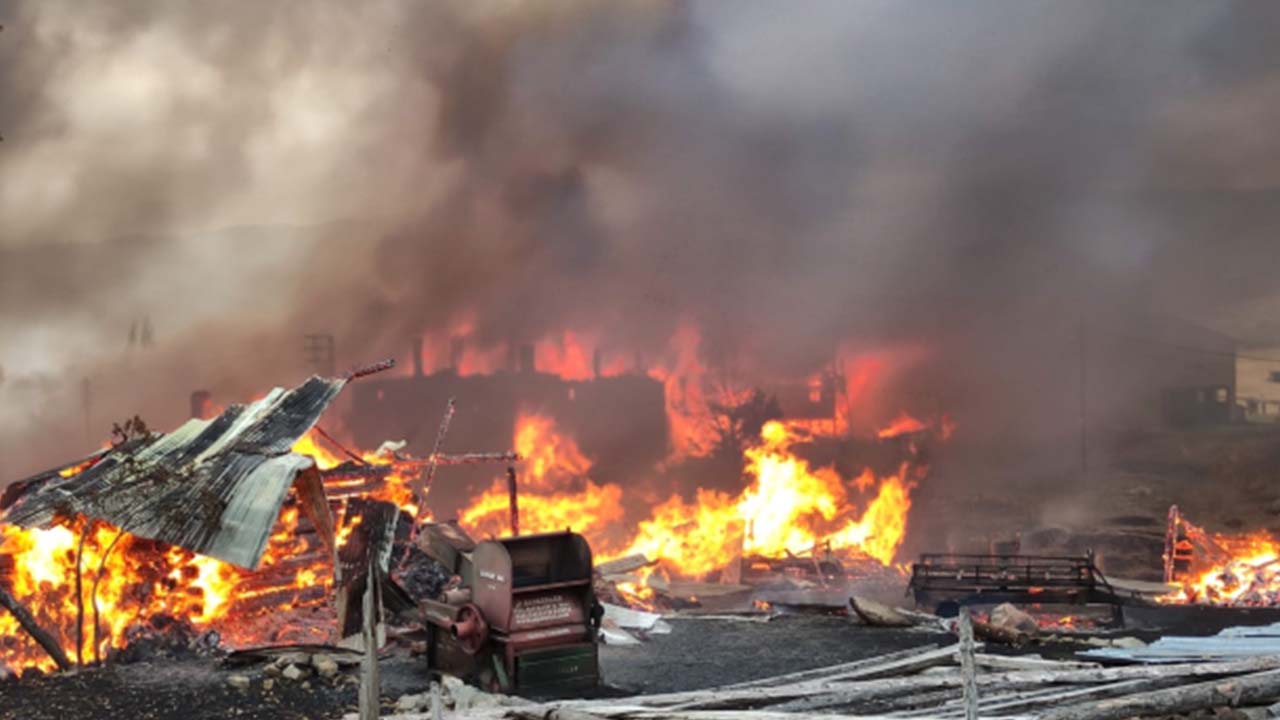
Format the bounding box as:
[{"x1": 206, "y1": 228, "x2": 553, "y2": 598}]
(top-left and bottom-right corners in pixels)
[{"x1": 1236, "y1": 346, "x2": 1280, "y2": 423}]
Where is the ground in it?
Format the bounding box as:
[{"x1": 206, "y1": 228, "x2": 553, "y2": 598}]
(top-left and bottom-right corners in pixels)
[{"x1": 0, "y1": 617, "x2": 950, "y2": 720}]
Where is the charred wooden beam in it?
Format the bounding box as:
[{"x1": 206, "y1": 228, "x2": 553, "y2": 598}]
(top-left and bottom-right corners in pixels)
[
  {"x1": 337, "y1": 499, "x2": 399, "y2": 642},
  {"x1": 231, "y1": 585, "x2": 329, "y2": 616},
  {"x1": 0, "y1": 583, "x2": 71, "y2": 671},
  {"x1": 507, "y1": 466, "x2": 519, "y2": 536}
]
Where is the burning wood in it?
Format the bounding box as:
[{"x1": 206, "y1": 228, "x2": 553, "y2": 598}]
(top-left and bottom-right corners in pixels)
[{"x1": 1161, "y1": 506, "x2": 1280, "y2": 607}]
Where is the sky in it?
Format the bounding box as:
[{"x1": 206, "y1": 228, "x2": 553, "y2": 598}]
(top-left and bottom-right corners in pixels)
[{"x1": 3, "y1": 0, "x2": 1280, "y2": 476}]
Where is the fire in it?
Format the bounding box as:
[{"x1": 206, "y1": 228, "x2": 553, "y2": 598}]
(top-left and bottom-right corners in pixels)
[
  {"x1": 291, "y1": 431, "x2": 420, "y2": 516},
  {"x1": 617, "y1": 420, "x2": 918, "y2": 575},
  {"x1": 458, "y1": 413, "x2": 922, "y2": 584},
  {"x1": 877, "y1": 412, "x2": 927, "y2": 439},
  {"x1": 1162, "y1": 532, "x2": 1280, "y2": 606},
  {"x1": 0, "y1": 432, "x2": 395, "y2": 674},
  {"x1": 1, "y1": 318, "x2": 945, "y2": 672},
  {"x1": 0, "y1": 517, "x2": 241, "y2": 673},
  {"x1": 460, "y1": 413, "x2": 624, "y2": 539},
  {"x1": 645, "y1": 323, "x2": 726, "y2": 461}
]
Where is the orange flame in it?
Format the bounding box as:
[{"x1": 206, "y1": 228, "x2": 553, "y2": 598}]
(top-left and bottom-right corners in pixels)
[
  {"x1": 460, "y1": 413, "x2": 624, "y2": 539},
  {"x1": 1162, "y1": 531, "x2": 1280, "y2": 606}
]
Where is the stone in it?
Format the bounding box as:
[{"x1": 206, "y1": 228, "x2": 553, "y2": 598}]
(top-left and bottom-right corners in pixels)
[
  {"x1": 282, "y1": 664, "x2": 308, "y2": 681},
  {"x1": 312, "y1": 654, "x2": 340, "y2": 679},
  {"x1": 263, "y1": 664, "x2": 281, "y2": 677},
  {"x1": 262, "y1": 678, "x2": 275, "y2": 692},
  {"x1": 226, "y1": 674, "x2": 251, "y2": 691},
  {"x1": 396, "y1": 693, "x2": 430, "y2": 712},
  {"x1": 1108, "y1": 636, "x2": 1147, "y2": 649},
  {"x1": 442, "y1": 676, "x2": 522, "y2": 710},
  {"x1": 989, "y1": 603, "x2": 1039, "y2": 636},
  {"x1": 276, "y1": 651, "x2": 312, "y2": 668}
]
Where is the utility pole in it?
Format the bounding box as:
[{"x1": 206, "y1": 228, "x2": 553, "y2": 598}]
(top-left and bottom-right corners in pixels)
[
  {"x1": 303, "y1": 334, "x2": 337, "y2": 376},
  {"x1": 1079, "y1": 319, "x2": 1088, "y2": 478}
]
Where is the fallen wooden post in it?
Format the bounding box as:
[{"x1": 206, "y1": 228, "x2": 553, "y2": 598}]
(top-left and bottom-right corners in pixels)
[
  {"x1": 1040, "y1": 667, "x2": 1280, "y2": 720},
  {"x1": 0, "y1": 583, "x2": 71, "y2": 671},
  {"x1": 761, "y1": 657, "x2": 1280, "y2": 714}
]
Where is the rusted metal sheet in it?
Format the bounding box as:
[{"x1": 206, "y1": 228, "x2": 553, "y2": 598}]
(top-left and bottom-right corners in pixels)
[{"x1": 2, "y1": 376, "x2": 345, "y2": 569}]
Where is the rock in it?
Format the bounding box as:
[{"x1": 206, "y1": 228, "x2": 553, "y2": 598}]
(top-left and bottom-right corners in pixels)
[
  {"x1": 396, "y1": 693, "x2": 430, "y2": 712},
  {"x1": 1108, "y1": 636, "x2": 1147, "y2": 649},
  {"x1": 849, "y1": 595, "x2": 915, "y2": 628},
  {"x1": 442, "y1": 676, "x2": 526, "y2": 710},
  {"x1": 262, "y1": 678, "x2": 275, "y2": 692},
  {"x1": 989, "y1": 603, "x2": 1039, "y2": 636},
  {"x1": 282, "y1": 664, "x2": 308, "y2": 681},
  {"x1": 263, "y1": 664, "x2": 281, "y2": 677},
  {"x1": 226, "y1": 674, "x2": 251, "y2": 691},
  {"x1": 276, "y1": 651, "x2": 312, "y2": 668},
  {"x1": 312, "y1": 654, "x2": 340, "y2": 679}
]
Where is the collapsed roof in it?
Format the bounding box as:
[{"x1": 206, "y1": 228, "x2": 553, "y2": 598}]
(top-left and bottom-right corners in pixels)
[{"x1": 1, "y1": 375, "x2": 350, "y2": 569}]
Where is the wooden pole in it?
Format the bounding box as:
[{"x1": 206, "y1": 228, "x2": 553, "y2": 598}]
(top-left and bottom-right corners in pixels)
[
  {"x1": 958, "y1": 607, "x2": 979, "y2": 720},
  {"x1": 414, "y1": 398, "x2": 456, "y2": 522},
  {"x1": 359, "y1": 561, "x2": 381, "y2": 720},
  {"x1": 0, "y1": 583, "x2": 71, "y2": 671},
  {"x1": 507, "y1": 466, "x2": 520, "y2": 536},
  {"x1": 91, "y1": 528, "x2": 125, "y2": 664},
  {"x1": 74, "y1": 521, "x2": 89, "y2": 666}
]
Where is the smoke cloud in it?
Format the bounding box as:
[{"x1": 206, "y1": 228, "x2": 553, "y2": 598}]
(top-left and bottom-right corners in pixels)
[{"x1": 2, "y1": 0, "x2": 1279, "y2": 481}]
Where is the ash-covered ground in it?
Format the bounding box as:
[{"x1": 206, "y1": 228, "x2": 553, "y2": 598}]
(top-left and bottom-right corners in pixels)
[{"x1": 0, "y1": 617, "x2": 949, "y2": 720}]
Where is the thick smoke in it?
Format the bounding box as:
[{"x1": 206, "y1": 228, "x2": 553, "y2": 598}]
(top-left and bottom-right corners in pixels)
[{"x1": 2, "y1": 1, "x2": 1279, "y2": 480}]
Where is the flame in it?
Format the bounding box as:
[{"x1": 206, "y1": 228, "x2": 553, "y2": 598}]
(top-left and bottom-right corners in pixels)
[
  {"x1": 460, "y1": 413, "x2": 624, "y2": 539},
  {"x1": 2, "y1": 319, "x2": 943, "y2": 670},
  {"x1": 617, "y1": 420, "x2": 917, "y2": 574},
  {"x1": 0, "y1": 432, "x2": 393, "y2": 674},
  {"x1": 1162, "y1": 532, "x2": 1280, "y2": 606},
  {"x1": 877, "y1": 412, "x2": 927, "y2": 439},
  {"x1": 458, "y1": 413, "x2": 921, "y2": 583},
  {"x1": 292, "y1": 431, "x2": 420, "y2": 516}
]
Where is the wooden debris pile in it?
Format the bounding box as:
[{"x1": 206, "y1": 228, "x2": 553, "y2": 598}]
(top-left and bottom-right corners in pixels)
[
  {"x1": 594, "y1": 552, "x2": 905, "y2": 616},
  {"x1": 432, "y1": 646, "x2": 1280, "y2": 720}
]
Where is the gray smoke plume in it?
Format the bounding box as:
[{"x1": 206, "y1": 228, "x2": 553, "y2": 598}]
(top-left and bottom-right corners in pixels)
[{"x1": 2, "y1": 0, "x2": 1279, "y2": 481}]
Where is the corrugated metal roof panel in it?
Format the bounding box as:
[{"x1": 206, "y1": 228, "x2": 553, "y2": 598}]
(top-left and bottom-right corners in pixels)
[
  {"x1": 1, "y1": 376, "x2": 346, "y2": 569},
  {"x1": 1082, "y1": 621, "x2": 1280, "y2": 663}
]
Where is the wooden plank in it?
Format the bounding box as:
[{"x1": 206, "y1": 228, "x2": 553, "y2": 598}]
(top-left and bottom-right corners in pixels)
[
  {"x1": 337, "y1": 499, "x2": 400, "y2": 642},
  {"x1": 966, "y1": 653, "x2": 1099, "y2": 673}
]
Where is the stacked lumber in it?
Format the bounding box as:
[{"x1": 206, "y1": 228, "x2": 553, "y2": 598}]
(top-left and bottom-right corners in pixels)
[{"x1": 491, "y1": 647, "x2": 1280, "y2": 719}]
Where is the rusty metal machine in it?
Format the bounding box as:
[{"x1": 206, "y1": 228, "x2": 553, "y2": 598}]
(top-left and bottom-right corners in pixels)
[{"x1": 418, "y1": 524, "x2": 602, "y2": 695}]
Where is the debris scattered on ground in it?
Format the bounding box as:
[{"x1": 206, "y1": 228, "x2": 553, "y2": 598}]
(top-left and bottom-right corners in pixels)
[{"x1": 374, "y1": 646, "x2": 1280, "y2": 720}]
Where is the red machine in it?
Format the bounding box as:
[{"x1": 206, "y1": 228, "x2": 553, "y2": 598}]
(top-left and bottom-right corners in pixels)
[{"x1": 419, "y1": 526, "x2": 602, "y2": 695}]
